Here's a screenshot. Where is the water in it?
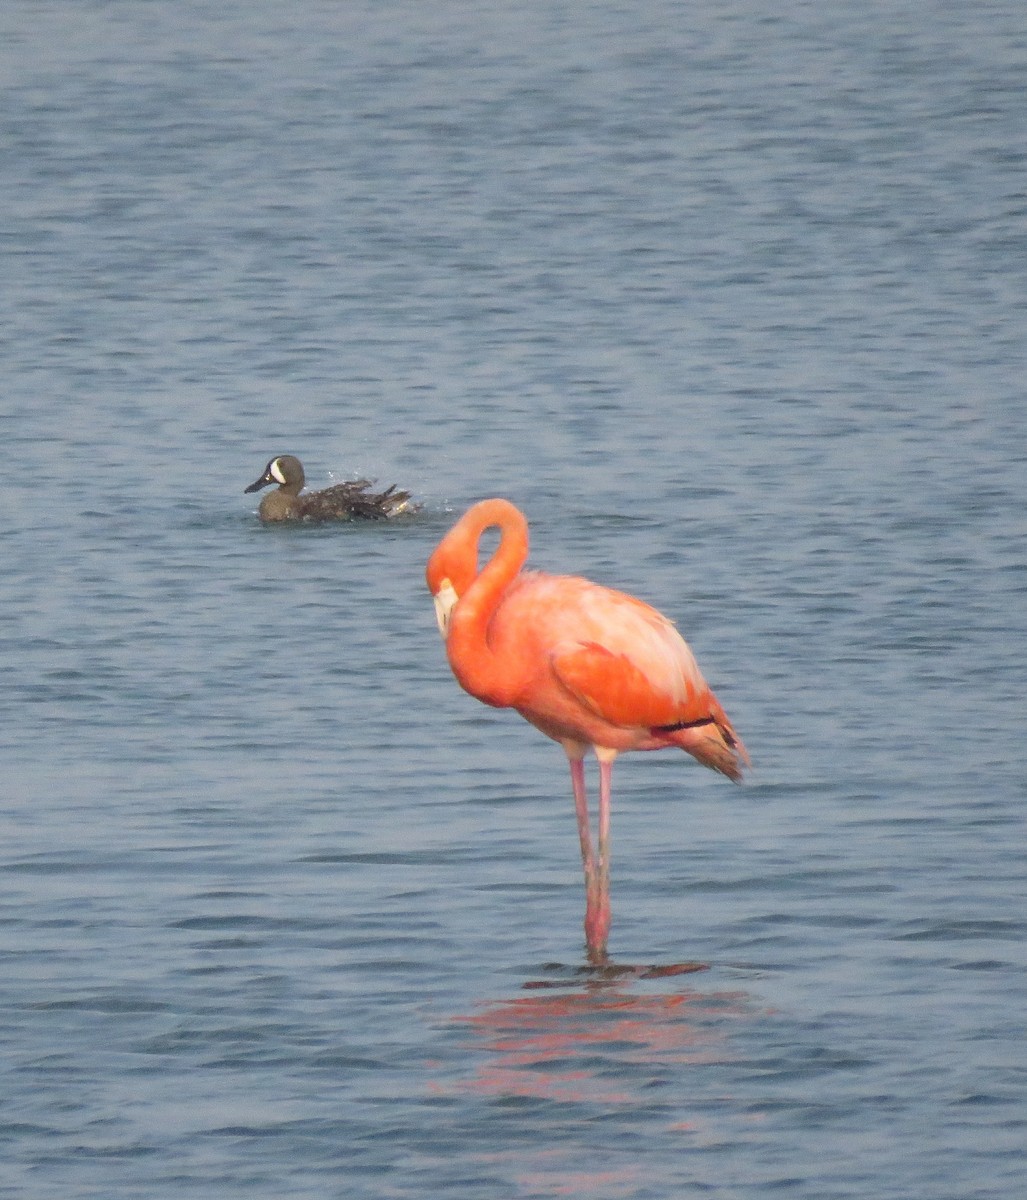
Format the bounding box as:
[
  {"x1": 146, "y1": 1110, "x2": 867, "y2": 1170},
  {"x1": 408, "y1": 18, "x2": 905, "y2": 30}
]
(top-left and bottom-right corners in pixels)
[{"x1": 2, "y1": 1, "x2": 1025, "y2": 1196}]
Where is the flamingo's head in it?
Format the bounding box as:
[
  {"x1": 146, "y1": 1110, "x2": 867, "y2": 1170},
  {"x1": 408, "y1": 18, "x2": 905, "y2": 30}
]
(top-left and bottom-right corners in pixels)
[
  {"x1": 426, "y1": 498, "x2": 526, "y2": 639},
  {"x1": 431, "y1": 577, "x2": 459, "y2": 638},
  {"x1": 426, "y1": 545, "x2": 469, "y2": 640}
]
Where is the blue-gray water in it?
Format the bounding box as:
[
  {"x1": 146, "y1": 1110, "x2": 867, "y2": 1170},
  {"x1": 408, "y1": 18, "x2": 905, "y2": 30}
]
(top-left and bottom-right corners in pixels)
[{"x1": 2, "y1": 1, "x2": 1025, "y2": 1197}]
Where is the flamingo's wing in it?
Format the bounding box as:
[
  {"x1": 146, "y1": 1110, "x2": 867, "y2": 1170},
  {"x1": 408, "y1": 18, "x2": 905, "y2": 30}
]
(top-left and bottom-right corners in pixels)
[
  {"x1": 550, "y1": 622, "x2": 748, "y2": 778},
  {"x1": 550, "y1": 641, "x2": 700, "y2": 727},
  {"x1": 505, "y1": 573, "x2": 747, "y2": 778},
  {"x1": 547, "y1": 591, "x2": 712, "y2": 729}
]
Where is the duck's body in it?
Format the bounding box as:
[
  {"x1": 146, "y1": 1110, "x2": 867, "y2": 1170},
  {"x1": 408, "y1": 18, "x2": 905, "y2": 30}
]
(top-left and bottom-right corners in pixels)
[{"x1": 245, "y1": 455, "x2": 417, "y2": 523}]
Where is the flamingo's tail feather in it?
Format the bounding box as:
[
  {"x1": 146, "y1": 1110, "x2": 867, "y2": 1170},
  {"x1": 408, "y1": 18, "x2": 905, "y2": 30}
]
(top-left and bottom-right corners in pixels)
[{"x1": 657, "y1": 713, "x2": 749, "y2": 782}]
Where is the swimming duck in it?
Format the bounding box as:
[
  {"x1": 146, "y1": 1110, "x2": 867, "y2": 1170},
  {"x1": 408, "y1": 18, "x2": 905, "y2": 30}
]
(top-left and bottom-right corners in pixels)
[{"x1": 245, "y1": 455, "x2": 417, "y2": 523}]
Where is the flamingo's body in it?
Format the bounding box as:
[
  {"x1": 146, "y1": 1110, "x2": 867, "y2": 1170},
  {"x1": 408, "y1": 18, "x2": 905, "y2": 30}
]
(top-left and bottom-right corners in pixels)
[{"x1": 426, "y1": 498, "x2": 748, "y2": 962}]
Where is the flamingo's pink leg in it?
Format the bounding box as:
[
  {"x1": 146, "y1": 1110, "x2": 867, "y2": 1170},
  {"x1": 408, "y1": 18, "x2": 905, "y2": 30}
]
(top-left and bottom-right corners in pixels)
[
  {"x1": 588, "y1": 752, "x2": 615, "y2": 963},
  {"x1": 567, "y1": 754, "x2": 606, "y2": 963},
  {"x1": 569, "y1": 756, "x2": 597, "y2": 886}
]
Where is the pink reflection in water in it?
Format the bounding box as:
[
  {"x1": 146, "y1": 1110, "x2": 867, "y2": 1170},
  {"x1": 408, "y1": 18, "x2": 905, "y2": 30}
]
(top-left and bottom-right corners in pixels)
[
  {"x1": 428, "y1": 972, "x2": 755, "y2": 1197},
  {"x1": 435, "y1": 971, "x2": 751, "y2": 1108}
]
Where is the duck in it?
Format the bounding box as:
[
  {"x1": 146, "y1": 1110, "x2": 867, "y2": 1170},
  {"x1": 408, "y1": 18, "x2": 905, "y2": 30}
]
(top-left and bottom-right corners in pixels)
[{"x1": 244, "y1": 455, "x2": 418, "y2": 523}]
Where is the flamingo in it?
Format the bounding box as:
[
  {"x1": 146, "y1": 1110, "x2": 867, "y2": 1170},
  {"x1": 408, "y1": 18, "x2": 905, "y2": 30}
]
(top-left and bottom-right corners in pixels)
[{"x1": 426, "y1": 498, "x2": 748, "y2": 964}]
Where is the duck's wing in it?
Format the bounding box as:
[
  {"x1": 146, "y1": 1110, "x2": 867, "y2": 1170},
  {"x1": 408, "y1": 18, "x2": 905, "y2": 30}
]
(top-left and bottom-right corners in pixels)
[
  {"x1": 302, "y1": 480, "x2": 418, "y2": 520},
  {"x1": 374, "y1": 484, "x2": 419, "y2": 517}
]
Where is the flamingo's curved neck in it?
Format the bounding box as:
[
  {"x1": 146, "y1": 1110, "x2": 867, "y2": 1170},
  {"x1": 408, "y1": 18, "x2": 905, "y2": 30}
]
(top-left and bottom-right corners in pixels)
[{"x1": 445, "y1": 499, "x2": 528, "y2": 707}]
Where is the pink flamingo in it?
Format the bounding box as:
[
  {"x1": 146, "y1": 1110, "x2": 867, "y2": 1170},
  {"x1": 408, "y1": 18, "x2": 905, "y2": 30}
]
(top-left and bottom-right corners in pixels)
[{"x1": 426, "y1": 499, "x2": 748, "y2": 963}]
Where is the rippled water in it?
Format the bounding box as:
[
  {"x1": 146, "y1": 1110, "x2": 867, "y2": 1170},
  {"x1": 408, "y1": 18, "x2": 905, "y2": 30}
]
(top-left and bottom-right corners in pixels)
[{"x1": 2, "y1": 1, "x2": 1025, "y2": 1197}]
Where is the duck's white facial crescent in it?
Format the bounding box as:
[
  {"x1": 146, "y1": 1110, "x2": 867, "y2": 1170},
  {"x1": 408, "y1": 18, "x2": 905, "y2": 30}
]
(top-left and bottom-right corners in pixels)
[
  {"x1": 270, "y1": 459, "x2": 287, "y2": 484},
  {"x1": 433, "y1": 579, "x2": 459, "y2": 638}
]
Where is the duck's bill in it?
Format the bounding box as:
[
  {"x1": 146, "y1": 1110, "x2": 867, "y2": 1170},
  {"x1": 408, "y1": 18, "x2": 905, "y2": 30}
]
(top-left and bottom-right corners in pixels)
[{"x1": 244, "y1": 472, "x2": 273, "y2": 493}]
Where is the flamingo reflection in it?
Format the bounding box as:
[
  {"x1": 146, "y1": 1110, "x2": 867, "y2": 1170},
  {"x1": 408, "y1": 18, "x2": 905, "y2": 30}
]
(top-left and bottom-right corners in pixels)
[{"x1": 436, "y1": 973, "x2": 750, "y2": 1109}]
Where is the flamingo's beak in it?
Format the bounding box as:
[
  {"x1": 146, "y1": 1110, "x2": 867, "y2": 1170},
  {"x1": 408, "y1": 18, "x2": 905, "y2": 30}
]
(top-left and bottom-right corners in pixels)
[{"x1": 433, "y1": 578, "x2": 458, "y2": 638}]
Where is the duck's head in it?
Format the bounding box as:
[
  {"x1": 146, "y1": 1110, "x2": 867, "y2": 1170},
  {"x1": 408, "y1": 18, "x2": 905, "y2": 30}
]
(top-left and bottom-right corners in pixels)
[{"x1": 245, "y1": 455, "x2": 305, "y2": 495}]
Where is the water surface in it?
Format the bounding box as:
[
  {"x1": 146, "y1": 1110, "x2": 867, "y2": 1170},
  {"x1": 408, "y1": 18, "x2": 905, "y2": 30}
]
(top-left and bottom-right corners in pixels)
[{"x1": 2, "y1": 2, "x2": 1025, "y2": 1197}]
